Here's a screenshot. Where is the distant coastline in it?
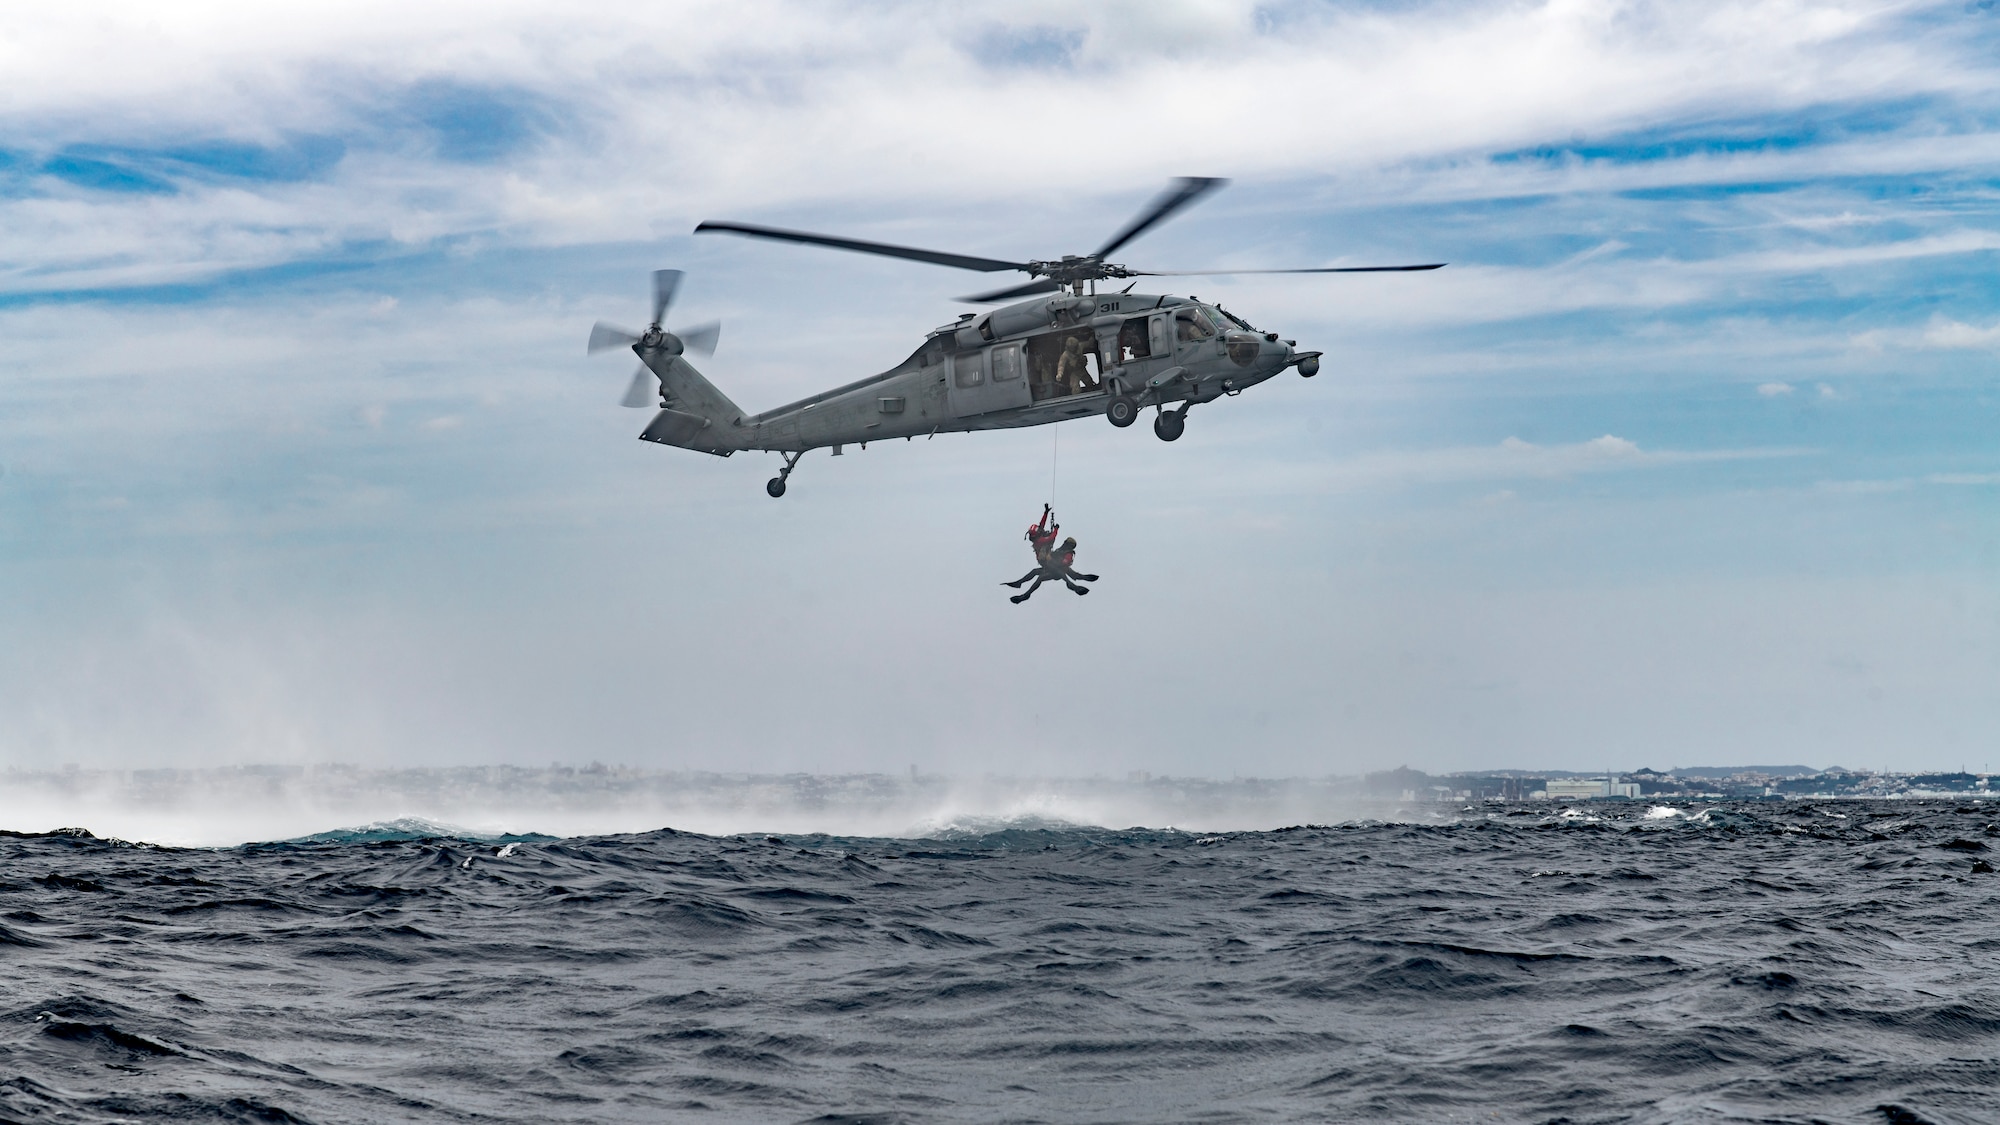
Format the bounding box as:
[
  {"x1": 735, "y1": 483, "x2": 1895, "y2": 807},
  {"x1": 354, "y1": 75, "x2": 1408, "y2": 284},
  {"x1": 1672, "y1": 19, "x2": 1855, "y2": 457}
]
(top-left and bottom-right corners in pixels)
[{"x1": 4, "y1": 761, "x2": 1993, "y2": 805}]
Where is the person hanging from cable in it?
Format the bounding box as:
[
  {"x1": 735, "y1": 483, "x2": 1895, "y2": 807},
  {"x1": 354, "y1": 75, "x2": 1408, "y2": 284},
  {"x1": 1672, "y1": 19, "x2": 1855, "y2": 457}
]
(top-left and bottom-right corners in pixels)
[
  {"x1": 1002, "y1": 504, "x2": 1098, "y2": 602},
  {"x1": 1028, "y1": 504, "x2": 1059, "y2": 563},
  {"x1": 1002, "y1": 505, "x2": 1058, "y2": 588}
]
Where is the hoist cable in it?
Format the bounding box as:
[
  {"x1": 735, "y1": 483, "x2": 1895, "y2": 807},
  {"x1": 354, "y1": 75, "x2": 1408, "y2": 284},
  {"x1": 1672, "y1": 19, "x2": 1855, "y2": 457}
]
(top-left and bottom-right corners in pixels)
[{"x1": 1049, "y1": 422, "x2": 1060, "y2": 508}]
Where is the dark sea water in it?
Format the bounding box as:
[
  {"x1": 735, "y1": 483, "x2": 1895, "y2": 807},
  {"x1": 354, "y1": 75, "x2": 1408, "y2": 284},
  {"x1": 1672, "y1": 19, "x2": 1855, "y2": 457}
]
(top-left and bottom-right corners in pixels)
[{"x1": 3, "y1": 800, "x2": 1998, "y2": 1124}]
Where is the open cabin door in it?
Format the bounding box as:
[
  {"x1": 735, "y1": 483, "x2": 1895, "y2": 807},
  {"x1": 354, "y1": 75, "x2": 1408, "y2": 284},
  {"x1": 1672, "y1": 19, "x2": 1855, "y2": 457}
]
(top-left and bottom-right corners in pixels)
[{"x1": 947, "y1": 343, "x2": 1033, "y2": 418}]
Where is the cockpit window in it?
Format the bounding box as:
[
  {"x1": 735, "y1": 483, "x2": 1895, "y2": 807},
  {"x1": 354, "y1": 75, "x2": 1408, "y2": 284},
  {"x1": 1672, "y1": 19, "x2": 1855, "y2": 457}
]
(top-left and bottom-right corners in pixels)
[{"x1": 1175, "y1": 308, "x2": 1217, "y2": 341}]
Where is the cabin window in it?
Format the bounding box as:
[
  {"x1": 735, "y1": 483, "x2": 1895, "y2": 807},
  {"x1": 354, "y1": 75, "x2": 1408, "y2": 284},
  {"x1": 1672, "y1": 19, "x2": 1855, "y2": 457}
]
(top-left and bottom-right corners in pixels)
[
  {"x1": 991, "y1": 342, "x2": 1024, "y2": 382},
  {"x1": 1117, "y1": 317, "x2": 1152, "y2": 364},
  {"x1": 953, "y1": 350, "x2": 986, "y2": 388}
]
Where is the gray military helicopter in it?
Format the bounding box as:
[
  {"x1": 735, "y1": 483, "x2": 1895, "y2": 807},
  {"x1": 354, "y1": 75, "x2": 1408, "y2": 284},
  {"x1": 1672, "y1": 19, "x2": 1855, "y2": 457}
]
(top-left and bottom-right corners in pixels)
[{"x1": 586, "y1": 178, "x2": 1441, "y2": 497}]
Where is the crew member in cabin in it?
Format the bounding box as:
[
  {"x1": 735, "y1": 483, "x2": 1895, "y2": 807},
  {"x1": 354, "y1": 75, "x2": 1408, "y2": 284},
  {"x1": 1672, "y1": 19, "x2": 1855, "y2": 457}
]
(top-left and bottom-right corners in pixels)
[
  {"x1": 1056, "y1": 336, "x2": 1095, "y2": 396},
  {"x1": 1117, "y1": 317, "x2": 1149, "y2": 364}
]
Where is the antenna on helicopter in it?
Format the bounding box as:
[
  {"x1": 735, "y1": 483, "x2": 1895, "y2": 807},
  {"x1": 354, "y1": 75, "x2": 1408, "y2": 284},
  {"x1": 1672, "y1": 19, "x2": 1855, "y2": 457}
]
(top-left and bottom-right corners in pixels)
[
  {"x1": 586, "y1": 270, "x2": 722, "y2": 407},
  {"x1": 695, "y1": 178, "x2": 1444, "y2": 302}
]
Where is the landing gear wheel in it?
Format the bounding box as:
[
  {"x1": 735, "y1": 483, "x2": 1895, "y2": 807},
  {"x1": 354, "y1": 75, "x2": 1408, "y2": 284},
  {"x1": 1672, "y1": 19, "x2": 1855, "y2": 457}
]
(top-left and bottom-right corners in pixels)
[
  {"x1": 1153, "y1": 408, "x2": 1186, "y2": 442},
  {"x1": 765, "y1": 450, "x2": 805, "y2": 498},
  {"x1": 1106, "y1": 395, "x2": 1138, "y2": 428}
]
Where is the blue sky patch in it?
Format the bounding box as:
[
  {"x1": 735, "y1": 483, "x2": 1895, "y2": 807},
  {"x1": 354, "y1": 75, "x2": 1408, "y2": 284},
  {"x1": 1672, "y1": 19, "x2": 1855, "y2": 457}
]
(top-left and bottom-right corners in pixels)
[
  {"x1": 392, "y1": 81, "x2": 554, "y2": 163},
  {"x1": 31, "y1": 136, "x2": 349, "y2": 196},
  {"x1": 41, "y1": 151, "x2": 177, "y2": 194},
  {"x1": 1490, "y1": 100, "x2": 1951, "y2": 169},
  {"x1": 154, "y1": 136, "x2": 347, "y2": 183},
  {"x1": 968, "y1": 24, "x2": 1083, "y2": 69}
]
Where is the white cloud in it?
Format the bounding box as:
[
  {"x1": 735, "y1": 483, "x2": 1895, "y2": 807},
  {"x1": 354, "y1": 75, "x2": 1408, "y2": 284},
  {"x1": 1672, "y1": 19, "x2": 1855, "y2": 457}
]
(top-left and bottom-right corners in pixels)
[
  {"x1": 1922, "y1": 317, "x2": 2000, "y2": 350},
  {"x1": 1758, "y1": 382, "x2": 1795, "y2": 396},
  {"x1": 1816, "y1": 478, "x2": 1912, "y2": 494},
  {"x1": 1581, "y1": 434, "x2": 1640, "y2": 458},
  {"x1": 1847, "y1": 314, "x2": 2000, "y2": 355},
  {"x1": 1219, "y1": 225, "x2": 2000, "y2": 337},
  {"x1": 0, "y1": 1, "x2": 1992, "y2": 293},
  {"x1": 1267, "y1": 434, "x2": 1806, "y2": 494}
]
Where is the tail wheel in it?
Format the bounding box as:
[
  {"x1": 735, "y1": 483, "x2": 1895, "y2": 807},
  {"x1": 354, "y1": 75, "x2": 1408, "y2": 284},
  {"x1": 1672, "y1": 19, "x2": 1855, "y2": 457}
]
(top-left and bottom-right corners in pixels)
[{"x1": 766, "y1": 477, "x2": 787, "y2": 498}]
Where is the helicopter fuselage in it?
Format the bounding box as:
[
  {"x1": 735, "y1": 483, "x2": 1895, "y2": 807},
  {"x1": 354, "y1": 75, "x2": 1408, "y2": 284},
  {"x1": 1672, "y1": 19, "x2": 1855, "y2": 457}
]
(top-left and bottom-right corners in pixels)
[{"x1": 632, "y1": 290, "x2": 1315, "y2": 460}]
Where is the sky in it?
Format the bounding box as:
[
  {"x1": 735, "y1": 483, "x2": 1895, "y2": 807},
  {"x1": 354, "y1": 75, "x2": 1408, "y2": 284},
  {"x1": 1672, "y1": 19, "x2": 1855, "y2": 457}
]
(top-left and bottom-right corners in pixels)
[{"x1": 0, "y1": 0, "x2": 1996, "y2": 779}]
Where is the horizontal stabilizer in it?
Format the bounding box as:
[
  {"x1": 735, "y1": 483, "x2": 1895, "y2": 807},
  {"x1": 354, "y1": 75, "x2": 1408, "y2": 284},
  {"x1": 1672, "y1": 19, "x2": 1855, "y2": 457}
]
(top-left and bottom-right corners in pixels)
[{"x1": 640, "y1": 407, "x2": 734, "y2": 457}]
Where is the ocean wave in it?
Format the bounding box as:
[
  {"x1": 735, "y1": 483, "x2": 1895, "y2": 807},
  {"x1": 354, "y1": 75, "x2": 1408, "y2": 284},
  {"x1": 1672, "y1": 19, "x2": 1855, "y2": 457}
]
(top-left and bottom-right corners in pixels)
[
  {"x1": 275, "y1": 816, "x2": 557, "y2": 845},
  {"x1": 4, "y1": 800, "x2": 1996, "y2": 1122}
]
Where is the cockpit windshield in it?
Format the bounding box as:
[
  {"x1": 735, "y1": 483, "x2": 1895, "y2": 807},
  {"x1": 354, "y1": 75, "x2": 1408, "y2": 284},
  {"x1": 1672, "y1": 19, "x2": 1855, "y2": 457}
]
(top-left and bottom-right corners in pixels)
[{"x1": 1211, "y1": 305, "x2": 1254, "y2": 331}]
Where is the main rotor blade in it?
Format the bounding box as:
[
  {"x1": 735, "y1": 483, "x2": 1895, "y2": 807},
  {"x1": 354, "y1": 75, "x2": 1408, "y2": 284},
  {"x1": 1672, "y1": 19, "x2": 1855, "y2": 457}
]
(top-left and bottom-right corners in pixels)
[
  {"x1": 958, "y1": 278, "x2": 1064, "y2": 303},
  {"x1": 588, "y1": 322, "x2": 640, "y2": 354},
  {"x1": 620, "y1": 365, "x2": 656, "y2": 408},
  {"x1": 695, "y1": 221, "x2": 1028, "y2": 273},
  {"x1": 1132, "y1": 263, "x2": 1447, "y2": 275},
  {"x1": 652, "y1": 269, "x2": 683, "y2": 327},
  {"x1": 677, "y1": 320, "x2": 721, "y2": 357},
  {"x1": 1093, "y1": 177, "x2": 1228, "y2": 260}
]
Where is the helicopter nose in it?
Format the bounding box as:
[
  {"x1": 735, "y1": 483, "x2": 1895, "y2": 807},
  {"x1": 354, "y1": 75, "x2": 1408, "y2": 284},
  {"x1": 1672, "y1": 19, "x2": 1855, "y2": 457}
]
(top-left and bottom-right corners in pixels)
[{"x1": 1259, "y1": 334, "x2": 1292, "y2": 369}]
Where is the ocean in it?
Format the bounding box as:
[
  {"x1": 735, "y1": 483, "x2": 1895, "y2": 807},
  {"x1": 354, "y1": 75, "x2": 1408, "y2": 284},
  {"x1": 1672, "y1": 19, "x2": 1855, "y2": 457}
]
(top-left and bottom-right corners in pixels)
[{"x1": 3, "y1": 800, "x2": 1997, "y2": 1123}]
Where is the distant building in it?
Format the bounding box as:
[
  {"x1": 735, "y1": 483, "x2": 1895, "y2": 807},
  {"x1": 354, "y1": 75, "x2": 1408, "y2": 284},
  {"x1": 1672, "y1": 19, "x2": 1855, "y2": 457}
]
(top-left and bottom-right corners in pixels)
[{"x1": 1544, "y1": 778, "x2": 1641, "y2": 800}]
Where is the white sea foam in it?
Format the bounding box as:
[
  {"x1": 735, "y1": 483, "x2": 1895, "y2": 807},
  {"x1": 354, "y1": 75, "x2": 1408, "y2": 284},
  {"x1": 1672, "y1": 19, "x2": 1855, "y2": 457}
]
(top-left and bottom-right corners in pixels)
[
  {"x1": 1644, "y1": 805, "x2": 1683, "y2": 820},
  {"x1": 0, "y1": 766, "x2": 1465, "y2": 847}
]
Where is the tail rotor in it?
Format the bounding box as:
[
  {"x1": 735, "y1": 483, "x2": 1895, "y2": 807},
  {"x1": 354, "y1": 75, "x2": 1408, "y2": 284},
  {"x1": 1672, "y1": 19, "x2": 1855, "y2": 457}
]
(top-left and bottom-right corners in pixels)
[
  {"x1": 619, "y1": 366, "x2": 655, "y2": 408},
  {"x1": 586, "y1": 269, "x2": 723, "y2": 406}
]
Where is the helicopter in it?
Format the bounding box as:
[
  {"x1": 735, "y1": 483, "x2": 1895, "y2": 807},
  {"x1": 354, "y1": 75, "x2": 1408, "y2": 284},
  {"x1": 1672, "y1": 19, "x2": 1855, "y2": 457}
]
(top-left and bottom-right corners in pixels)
[{"x1": 586, "y1": 177, "x2": 1442, "y2": 497}]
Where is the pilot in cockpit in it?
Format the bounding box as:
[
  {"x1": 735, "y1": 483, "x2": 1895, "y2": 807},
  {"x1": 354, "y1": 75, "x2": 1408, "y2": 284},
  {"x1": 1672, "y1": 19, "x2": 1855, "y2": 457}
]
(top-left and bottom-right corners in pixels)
[{"x1": 1175, "y1": 308, "x2": 1214, "y2": 342}]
